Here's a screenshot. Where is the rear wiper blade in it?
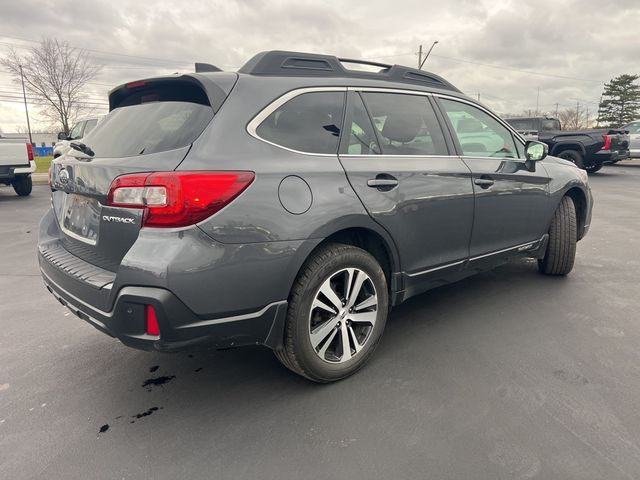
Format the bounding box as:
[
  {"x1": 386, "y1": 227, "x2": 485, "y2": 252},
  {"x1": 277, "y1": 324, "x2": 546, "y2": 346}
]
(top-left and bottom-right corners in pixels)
[{"x1": 70, "y1": 141, "x2": 95, "y2": 157}]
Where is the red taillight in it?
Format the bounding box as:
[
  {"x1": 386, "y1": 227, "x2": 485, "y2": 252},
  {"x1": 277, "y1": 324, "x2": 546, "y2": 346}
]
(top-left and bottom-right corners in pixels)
[
  {"x1": 107, "y1": 171, "x2": 255, "y2": 228},
  {"x1": 145, "y1": 305, "x2": 160, "y2": 336},
  {"x1": 48, "y1": 165, "x2": 52, "y2": 186},
  {"x1": 126, "y1": 80, "x2": 146, "y2": 89},
  {"x1": 601, "y1": 134, "x2": 612, "y2": 151},
  {"x1": 26, "y1": 143, "x2": 34, "y2": 161}
]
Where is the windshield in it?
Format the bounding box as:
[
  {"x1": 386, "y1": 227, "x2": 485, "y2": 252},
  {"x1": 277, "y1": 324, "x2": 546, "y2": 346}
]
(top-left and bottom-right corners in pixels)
[
  {"x1": 82, "y1": 102, "x2": 213, "y2": 158},
  {"x1": 506, "y1": 119, "x2": 536, "y2": 131},
  {"x1": 541, "y1": 119, "x2": 560, "y2": 131}
]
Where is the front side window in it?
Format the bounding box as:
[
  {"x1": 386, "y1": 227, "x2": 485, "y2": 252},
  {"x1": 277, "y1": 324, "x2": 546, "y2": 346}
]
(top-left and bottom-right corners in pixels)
[
  {"x1": 68, "y1": 121, "x2": 85, "y2": 140},
  {"x1": 361, "y1": 92, "x2": 448, "y2": 156},
  {"x1": 256, "y1": 92, "x2": 344, "y2": 154},
  {"x1": 83, "y1": 119, "x2": 98, "y2": 136},
  {"x1": 625, "y1": 122, "x2": 640, "y2": 134},
  {"x1": 440, "y1": 99, "x2": 521, "y2": 159}
]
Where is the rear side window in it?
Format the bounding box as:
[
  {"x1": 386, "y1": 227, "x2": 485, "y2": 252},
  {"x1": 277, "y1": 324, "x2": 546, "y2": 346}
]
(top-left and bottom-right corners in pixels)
[
  {"x1": 340, "y1": 93, "x2": 381, "y2": 155},
  {"x1": 360, "y1": 92, "x2": 448, "y2": 155},
  {"x1": 255, "y1": 92, "x2": 345, "y2": 154},
  {"x1": 83, "y1": 81, "x2": 214, "y2": 158}
]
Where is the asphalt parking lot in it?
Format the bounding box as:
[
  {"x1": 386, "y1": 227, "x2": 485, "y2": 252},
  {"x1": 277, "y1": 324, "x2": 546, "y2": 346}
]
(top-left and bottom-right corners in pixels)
[{"x1": 1, "y1": 161, "x2": 639, "y2": 480}]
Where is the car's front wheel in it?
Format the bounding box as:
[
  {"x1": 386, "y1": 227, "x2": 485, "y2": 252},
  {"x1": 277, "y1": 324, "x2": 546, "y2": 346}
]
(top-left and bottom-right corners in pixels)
[
  {"x1": 275, "y1": 243, "x2": 389, "y2": 382},
  {"x1": 538, "y1": 195, "x2": 577, "y2": 276}
]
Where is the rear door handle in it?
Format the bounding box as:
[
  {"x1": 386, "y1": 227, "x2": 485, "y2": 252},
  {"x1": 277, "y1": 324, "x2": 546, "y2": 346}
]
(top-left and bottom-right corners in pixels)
[
  {"x1": 474, "y1": 178, "x2": 495, "y2": 188},
  {"x1": 367, "y1": 174, "x2": 398, "y2": 190}
]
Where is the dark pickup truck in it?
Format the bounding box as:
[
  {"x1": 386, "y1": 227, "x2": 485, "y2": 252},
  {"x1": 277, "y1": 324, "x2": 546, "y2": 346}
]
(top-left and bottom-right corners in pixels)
[{"x1": 505, "y1": 116, "x2": 629, "y2": 173}]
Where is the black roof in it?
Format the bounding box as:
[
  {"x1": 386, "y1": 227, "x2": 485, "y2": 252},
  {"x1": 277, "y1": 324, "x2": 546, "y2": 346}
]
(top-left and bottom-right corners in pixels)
[{"x1": 237, "y1": 50, "x2": 461, "y2": 93}]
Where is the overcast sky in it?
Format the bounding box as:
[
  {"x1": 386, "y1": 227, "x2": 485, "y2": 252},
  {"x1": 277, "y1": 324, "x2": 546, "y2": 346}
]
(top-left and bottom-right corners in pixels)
[{"x1": 1, "y1": 0, "x2": 639, "y2": 132}]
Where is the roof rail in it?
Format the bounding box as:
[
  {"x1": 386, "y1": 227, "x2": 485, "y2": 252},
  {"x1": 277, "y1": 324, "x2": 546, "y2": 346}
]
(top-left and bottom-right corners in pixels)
[{"x1": 238, "y1": 50, "x2": 461, "y2": 92}]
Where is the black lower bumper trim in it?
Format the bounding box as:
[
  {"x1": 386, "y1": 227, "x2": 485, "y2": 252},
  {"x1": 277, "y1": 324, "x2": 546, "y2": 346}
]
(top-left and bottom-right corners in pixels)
[{"x1": 42, "y1": 270, "x2": 287, "y2": 352}]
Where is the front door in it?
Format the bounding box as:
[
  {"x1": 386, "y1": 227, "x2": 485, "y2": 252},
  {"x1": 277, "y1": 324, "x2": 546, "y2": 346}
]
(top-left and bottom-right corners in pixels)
[
  {"x1": 436, "y1": 97, "x2": 552, "y2": 260},
  {"x1": 338, "y1": 90, "x2": 475, "y2": 290}
]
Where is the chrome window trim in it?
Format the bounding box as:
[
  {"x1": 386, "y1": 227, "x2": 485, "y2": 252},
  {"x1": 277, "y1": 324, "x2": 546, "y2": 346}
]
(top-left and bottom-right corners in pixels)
[
  {"x1": 347, "y1": 86, "x2": 433, "y2": 97},
  {"x1": 246, "y1": 86, "x2": 347, "y2": 157}
]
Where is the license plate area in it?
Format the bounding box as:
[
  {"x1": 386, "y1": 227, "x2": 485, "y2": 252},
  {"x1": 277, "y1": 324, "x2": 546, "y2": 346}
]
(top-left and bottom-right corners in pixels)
[{"x1": 61, "y1": 193, "x2": 101, "y2": 245}]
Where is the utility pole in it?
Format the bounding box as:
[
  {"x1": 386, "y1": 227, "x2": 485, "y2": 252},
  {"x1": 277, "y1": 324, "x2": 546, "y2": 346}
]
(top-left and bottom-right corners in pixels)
[
  {"x1": 576, "y1": 100, "x2": 580, "y2": 130},
  {"x1": 418, "y1": 40, "x2": 439, "y2": 70},
  {"x1": 535, "y1": 87, "x2": 540, "y2": 115},
  {"x1": 477, "y1": 93, "x2": 480, "y2": 102},
  {"x1": 19, "y1": 64, "x2": 33, "y2": 145},
  {"x1": 585, "y1": 106, "x2": 589, "y2": 129},
  {"x1": 554, "y1": 103, "x2": 559, "y2": 118}
]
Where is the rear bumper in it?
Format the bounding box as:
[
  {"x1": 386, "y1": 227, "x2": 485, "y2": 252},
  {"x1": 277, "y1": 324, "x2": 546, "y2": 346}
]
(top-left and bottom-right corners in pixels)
[
  {"x1": 41, "y1": 264, "x2": 287, "y2": 351},
  {"x1": 0, "y1": 160, "x2": 35, "y2": 180},
  {"x1": 593, "y1": 150, "x2": 629, "y2": 165}
]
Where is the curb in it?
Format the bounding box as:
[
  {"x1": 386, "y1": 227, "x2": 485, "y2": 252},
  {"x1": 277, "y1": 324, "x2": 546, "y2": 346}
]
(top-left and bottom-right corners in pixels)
[{"x1": 32, "y1": 173, "x2": 49, "y2": 185}]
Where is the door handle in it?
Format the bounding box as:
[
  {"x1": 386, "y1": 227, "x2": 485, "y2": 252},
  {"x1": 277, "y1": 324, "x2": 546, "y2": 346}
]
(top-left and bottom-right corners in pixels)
[
  {"x1": 367, "y1": 174, "x2": 398, "y2": 190},
  {"x1": 474, "y1": 178, "x2": 495, "y2": 188}
]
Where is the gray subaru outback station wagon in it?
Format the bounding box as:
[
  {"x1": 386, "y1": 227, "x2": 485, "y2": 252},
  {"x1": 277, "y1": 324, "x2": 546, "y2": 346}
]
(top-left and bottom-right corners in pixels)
[{"x1": 39, "y1": 51, "x2": 593, "y2": 382}]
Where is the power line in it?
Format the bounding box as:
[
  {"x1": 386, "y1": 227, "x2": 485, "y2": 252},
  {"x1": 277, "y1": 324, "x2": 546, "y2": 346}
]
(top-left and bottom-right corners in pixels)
[{"x1": 0, "y1": 35, "x2": 192, "y2": 66}]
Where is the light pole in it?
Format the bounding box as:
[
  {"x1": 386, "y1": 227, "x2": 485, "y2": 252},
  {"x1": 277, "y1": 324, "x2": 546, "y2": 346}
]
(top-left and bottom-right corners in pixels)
[
  {"x1": 419, "y1": 41, "x2": 439, "y2": 70},
  {"x1": 19, "y1": 65, "x2": 33, "y2": 145}
]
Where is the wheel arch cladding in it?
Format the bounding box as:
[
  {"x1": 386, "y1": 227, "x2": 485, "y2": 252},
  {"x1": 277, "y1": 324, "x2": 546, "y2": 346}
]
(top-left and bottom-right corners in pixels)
[
  {"x1": 564, "y1": 187, "x2": 587, "y2": 240},
  {"x1": 301, "y1": 227, "x2": 397, "y2": 289},
  {"x1": 552, "y1": 143, "x2": 585, "y2": 156}
]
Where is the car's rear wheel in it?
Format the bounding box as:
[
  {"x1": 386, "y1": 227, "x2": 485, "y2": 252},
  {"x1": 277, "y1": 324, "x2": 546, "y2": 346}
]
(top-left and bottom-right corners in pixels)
[
  {"x1": 275, "y1": 243, "x2": 388, "y2": 382},
  {"x1": 585, "y1": 164, "x2": 602, "y2": 173},
  {"x1": 538, "y1": 195, "x2": 577, "y2": 276},
  {"x1": 557, "y1": 150, "x2": 585, "y2": 169},
  {"x1": 12, "y1": 175, "x2": 32, "y2": 196}
]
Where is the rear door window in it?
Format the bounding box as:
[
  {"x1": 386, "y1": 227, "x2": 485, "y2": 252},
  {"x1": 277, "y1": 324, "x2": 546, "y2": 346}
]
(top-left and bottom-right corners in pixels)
[
  {"x1": 255, "y1": 91, "x2": 345, "y2": 154},
  {"x1": 340, "y1": 93, "x2": 381, "y2": 155},
  {"x1": 360, "y1": 92, "x2": 448, "y2": 156}
]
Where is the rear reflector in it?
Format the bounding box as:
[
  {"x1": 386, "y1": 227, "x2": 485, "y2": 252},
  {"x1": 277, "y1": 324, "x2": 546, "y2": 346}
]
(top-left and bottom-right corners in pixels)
[
  {"x1": 146, "y1": 305, "x2": 160, "y2": 336},
  {"x1": 107, "y1": 171, "x2": 255, "y2": 228},
  {"x1": 26, "y1": 143, "x2": 34, "y2": 161}
]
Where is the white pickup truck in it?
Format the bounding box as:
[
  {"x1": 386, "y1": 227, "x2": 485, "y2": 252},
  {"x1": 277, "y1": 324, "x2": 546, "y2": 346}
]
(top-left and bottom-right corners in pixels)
[{"x1": 0, "y1": 137, "x2": 36, "y2": 196}]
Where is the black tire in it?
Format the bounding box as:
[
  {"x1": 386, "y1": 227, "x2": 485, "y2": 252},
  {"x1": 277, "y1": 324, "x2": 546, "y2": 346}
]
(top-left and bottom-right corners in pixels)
[
  {"x1": 12, "y1": 175, "x2": 32, "y2": 196},
  {"x1": 557, "y1": 150, "x2": 584, "y2": 169},
  {"x1": 585, "y1": 164, "x2": 602, "y2": 173},
  {"x1": 275, "y1": 243, "x2": 389, "y2": 382},
  {"x1": 538, "y1": 196, "x2": 577, "y2": 276}
]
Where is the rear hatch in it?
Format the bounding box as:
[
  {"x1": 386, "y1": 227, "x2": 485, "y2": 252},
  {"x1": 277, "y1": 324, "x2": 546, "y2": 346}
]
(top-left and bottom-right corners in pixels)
[{"x1": 50, "y1": 74, "x2": 236, "y2": 271}]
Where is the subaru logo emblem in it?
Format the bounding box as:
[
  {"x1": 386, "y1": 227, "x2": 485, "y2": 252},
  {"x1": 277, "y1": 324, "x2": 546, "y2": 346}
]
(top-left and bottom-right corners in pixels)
[{"x1": 59, "y1": 169, "x2": 69, "y2": 184}]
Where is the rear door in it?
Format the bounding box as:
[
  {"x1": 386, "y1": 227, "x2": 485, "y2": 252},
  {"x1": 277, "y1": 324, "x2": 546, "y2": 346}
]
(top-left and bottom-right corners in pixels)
[
  {"x1": 50, "y1": 77, "x2": 227, "y2": 271},
  {"x1": 338, "y1": 90, "x2": 474, "y2": 288},
  {"x1": 435, "y1": 96, "x2": 551, "y2": 260}
]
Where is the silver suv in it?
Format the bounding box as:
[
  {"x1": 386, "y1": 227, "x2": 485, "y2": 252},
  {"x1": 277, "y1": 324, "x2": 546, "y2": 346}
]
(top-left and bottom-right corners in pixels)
[
  {"x1": 39, "y1": 51, "x2": 592, "y2": 382},
  {"x1": 53, "y1": 116, "x2": 105, "y2": 158}
]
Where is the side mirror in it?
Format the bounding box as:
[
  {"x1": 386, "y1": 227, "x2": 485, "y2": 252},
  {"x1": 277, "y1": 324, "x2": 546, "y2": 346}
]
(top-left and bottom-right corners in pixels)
[
  {"x1": 57, "y1": 131, "x2": 67, "y2": 141},
  {"x1": 525, "y1": 140, "x2": 548, "y2": 161}
]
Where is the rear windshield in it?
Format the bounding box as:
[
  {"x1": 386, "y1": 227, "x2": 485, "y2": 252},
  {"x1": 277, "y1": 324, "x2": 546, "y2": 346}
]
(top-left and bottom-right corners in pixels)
[{"x1": 82, "y1": 101, "x2": 213, "y2": 158}]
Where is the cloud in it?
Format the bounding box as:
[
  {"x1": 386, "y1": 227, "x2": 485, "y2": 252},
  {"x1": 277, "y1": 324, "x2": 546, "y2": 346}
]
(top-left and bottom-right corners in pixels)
[{"x1": 1, "y1": 0, "x2": 639, "y2": 130}]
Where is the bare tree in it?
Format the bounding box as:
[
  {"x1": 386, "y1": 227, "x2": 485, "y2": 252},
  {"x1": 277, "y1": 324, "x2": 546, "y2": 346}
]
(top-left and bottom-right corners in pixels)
[
  {"x1": 1, "y1": 38, "x2": 101, "y2": 134},
  {"x1": 557, "y1": 106, "x2": 591, "y2": 130}
]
